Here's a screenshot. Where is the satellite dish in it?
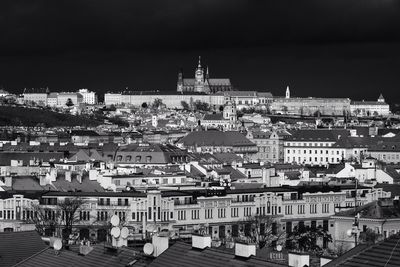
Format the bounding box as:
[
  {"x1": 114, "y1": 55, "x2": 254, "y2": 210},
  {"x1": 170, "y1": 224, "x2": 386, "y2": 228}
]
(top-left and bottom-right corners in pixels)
[
  {"x1": 53, "y1": 239, "x2": 62, "y2": 251},
  {"x1": 111, "y1": 215, "x2": 120, "y2": 226},
  {"x1": 111, "y1": 227, "x2": 121, "y2": 238},
  {"x1": 120, "y1": 227, "x2": 129, "y2": 239},
  {"x1": 346, "y1": 229, "x2": 353, "y2": 237},
  {"x1": 143, "y1": 243, "x2": 154, "y2": 255},
  {"x1": 276, "y1": 245, "x2": 282, "y2": 252}
]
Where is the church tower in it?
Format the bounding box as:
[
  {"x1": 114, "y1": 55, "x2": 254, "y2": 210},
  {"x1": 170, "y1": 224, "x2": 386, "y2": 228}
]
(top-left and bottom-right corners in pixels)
[
  {"x1": 378, "y1": 93, "x2": 385, "y2": 103},
  {"x1": 177, "y1": 68, "x2": 184, "y2": 92},
  {"x1": 194, "y1": 56, "x2": 204, "y2": 92},
  {"x1": 285, "y1": 86, "x2": 290, "y2": 99}
]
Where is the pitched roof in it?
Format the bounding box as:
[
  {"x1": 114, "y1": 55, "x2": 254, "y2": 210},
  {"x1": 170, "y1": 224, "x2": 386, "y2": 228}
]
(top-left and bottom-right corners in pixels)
[
  {"x1": 203, "y1": 113, "x2": 224, "y2": 121},
  {"x1": 51, "y1": 173, "x2": 105, "y2": 192},
  {"x1": 212, "y1": 153, "x2": 244, "y2": 164},
  {"x1": 148, "y1": 241, "x2": 285, "y2": 267},
  {"x1": 13, "y1": 244, "x2": 141, "y2": 267},
  {"x1": 0, "y1": 152, "x2": 64, "y2": 166},
  {"x1": 178, "y1": 131, "x2": 255, "y2": 147},
  {"x1": 334, "y1": 200, "x2": 400, "y2": 219},
  {"x1": 1, "y1": 176, "x2": 55, "y2": 191},
  {"x1": 0, "y1": 231, "x2": 47, "y2": 267},
  {"x1": 208, "y1": 78, "x2": 231, "y2": 86},
  {"x1": 287, "y1": 129, "x2": 350, "y2": 142},
  {"x1": 324, "y1": 234, "x2": 400, "y2": 267}
]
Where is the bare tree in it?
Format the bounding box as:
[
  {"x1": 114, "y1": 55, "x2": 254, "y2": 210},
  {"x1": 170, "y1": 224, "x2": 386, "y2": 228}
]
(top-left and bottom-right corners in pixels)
[
  {"x1": 28, "y1": 203, "x2": 60, "y2": 236},
  {"x1": 26, "y1": 197, "x2": 84, "y2": 245},
  {"x1": 239, "y1": 215, "x2": 285, "y2": 249},
  {"x1": 58, "y1": 197, "x2": 85, "y2": 244}
]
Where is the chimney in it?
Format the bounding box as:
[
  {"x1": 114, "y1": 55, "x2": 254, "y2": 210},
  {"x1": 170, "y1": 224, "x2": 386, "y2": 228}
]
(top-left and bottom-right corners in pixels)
[
  {"x1": 152, "y1": 233, "x2": 169, "y2": 257},
  {"x1": 262, "y1": 168, "x2": 271, "y2": 187},
  {"x1": 5, "y1": 176, "x2": 12, "y2": 187},
  {"x1": 288, "y1": 252, "x2": 310, "y2": 267},
  {"x1": 320, "y1": 255, "x2": 334, "y2": 266},
  {"x1": 235, "y1": 241, "x2": 256, "y2": 258},
  {"x1": 65, "y1": 171, "x2": 71, "y2": 182},
  {"x1": 192, "y1": 233, "x2": 211, "y2": 250},
  {"x1": 77, "y1": 173, "x2": 82, "y2": 184},
  {"x1": 89, "y1": 169, "x2": 98, "y2": 180},
  {"x1": 39, "y1": 175, "x2": 48, "y2": 186}
]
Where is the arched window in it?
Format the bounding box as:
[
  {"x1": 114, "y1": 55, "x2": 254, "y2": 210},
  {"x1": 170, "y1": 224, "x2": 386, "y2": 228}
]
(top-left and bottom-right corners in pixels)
[{"x1": 146, "y1": 156, "x2": 152, "y2": 163}]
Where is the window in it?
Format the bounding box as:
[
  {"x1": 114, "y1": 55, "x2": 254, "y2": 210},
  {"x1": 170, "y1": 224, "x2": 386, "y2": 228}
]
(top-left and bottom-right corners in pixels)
[
  {"x1": 322, "y1": 203, "x2": 330, "y2": 213},
  {"x1": 114, "y1": 180, "x2": 120, "y2": 186},
  {"x1": 218, "y1": 208, "x2": 226, "y2": 218},
  {"x1": 298, "y1": 204, "x2": 305, "y2": 214},
  {"x1": 135, "y1": 156, "x2": 141, "y2": 162},
  {"x1": 191, "y1": 210, "x2": 199, "y2": 220},
  {"x1": 310, "y1": 203, "x2": 317, "y2": 214},
  {"x1": 205, "y1": 208, "x2": 213, "y2": 219},
  {"x1": 231, "y1": 207, "x2": 239, "y2": 217},
  {"x1": 146, "y1": 156, "x2": 152, "y2": 163},
  {"x1": 178, "y1": 210, "x2": 186, "y2": 220}
]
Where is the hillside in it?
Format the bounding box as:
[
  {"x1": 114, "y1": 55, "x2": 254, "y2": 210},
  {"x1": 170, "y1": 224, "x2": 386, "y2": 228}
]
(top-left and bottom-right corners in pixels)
[{"x1": 0, "y1": 106, "x2": 103, "y2": 127}]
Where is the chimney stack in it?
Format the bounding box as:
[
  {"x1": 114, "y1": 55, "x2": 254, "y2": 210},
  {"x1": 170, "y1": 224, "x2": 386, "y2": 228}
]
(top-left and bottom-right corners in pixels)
[
  {"x1": 76, "y1": 173, "x2": 82, "y2": 184},
  {"x1": 192, "y1": 233, "x2": 211, "y2": 250},
  {"x1": 235, "y1": 241, "x2": 256, "y2": 258},
  {"x1": 5, "y1": 176, "x2": 12, "y2": 187},
  {"x1": 152, "y1": 233, "x2": 169, "y2": 257},
  {"x1": 288, "y1": 252, "x2": 310, "y2": 267},
  {"x1": 65, "y1": 171, "x2": 71, "y2": 182}
]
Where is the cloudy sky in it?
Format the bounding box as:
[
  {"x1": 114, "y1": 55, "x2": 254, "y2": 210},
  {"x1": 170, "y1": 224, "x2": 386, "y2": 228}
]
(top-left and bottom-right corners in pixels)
[{"x1": 1, "y1": 0, "x2": 400, "y2": 102}]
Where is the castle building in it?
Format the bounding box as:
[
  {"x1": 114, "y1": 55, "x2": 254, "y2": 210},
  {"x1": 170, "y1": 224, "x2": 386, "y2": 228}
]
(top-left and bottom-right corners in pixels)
[
  {"x1": 271, "y1": 86, "x2": 351, "y2": 116},
  {"x1": 177, "y1": 57, "x2": 234, "y2": 94},
  {"x1": 350, "y1": 94, "x2": 390, "y2": 117}
]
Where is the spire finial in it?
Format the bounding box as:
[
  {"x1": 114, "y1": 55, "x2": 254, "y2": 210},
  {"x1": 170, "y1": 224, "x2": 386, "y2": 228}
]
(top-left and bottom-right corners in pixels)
[{"x1": 198, "y1": 56, "x2": 201, "y2": 68}]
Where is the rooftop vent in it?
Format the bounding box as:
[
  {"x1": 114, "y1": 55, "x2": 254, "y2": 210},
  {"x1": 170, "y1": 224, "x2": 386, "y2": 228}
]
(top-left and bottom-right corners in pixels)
[
  {"x1": 234, "y1": 241, "x2": 256, "y2": 258},
  {"x1": 192, "y1": 233, "x2": 211, "y2": 250}
]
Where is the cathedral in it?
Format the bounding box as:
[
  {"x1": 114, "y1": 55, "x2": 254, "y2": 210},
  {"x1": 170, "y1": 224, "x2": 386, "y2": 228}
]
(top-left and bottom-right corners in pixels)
[{"x1": 177, "y1": 57, "x2": 234, "y2": 94}]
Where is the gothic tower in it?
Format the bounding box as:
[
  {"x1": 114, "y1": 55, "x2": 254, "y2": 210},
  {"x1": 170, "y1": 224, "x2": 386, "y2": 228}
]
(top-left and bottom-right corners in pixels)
[
  {"x1": 194, "y1": 56, "x2": 204, "y2": 92},
  {"x1": 177, "y1": 68, "x2": 184, "y2": 92},
  {"x1": 285, "y1": 86, "x2": 290, "y2": 99}
]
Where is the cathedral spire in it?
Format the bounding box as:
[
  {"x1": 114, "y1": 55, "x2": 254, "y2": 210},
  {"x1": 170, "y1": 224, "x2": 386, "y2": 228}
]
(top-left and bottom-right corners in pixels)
[{"x1": 206, "y1": 66, "x2": 209, "y2": 79}]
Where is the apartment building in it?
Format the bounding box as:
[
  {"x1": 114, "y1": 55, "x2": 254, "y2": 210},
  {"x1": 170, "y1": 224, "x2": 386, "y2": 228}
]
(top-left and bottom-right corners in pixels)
[{"x1": 284, "y1": 129, "x2": 350, "y2": 166}]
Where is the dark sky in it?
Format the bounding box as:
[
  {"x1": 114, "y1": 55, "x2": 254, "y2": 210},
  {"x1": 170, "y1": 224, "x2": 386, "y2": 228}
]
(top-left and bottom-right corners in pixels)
[{"x1": 1, "y1": 0, "x2": 400, "y2": 102}]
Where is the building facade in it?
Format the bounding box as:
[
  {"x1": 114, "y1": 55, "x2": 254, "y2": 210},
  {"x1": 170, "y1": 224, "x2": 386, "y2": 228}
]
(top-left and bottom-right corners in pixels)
[
  {"x1": 271, "y1": 87, "x2": 351, "y2": 116},
  {"x1": 350, "y1": 94, "x2": 390, "y2": 117},
  {"x1": 78, "y1": 89, "x2": 97, "y2": 105},
  {"x1": 247, "y1": 130, "x2": 285, "y2": 163}
]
